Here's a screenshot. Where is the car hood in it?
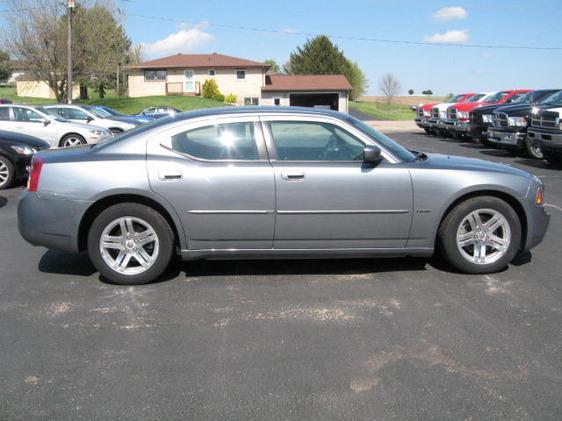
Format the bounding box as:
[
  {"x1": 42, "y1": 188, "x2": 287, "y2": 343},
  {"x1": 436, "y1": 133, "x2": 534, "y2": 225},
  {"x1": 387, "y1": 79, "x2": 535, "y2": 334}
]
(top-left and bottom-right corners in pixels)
[
  {"x1": 433, "y1": 103, "x2": 456, "y2": 112},
  {"x1": 0, "y1": 130, "x2": 50, "y2": 148},
  {"x1": 453, "y1": 102, "x2": 493, "y2": 112},
  {"x1": 417, "y1": 153, "x2": 533, "y2": 179},
  {"x1": 490, "y1": 103, "x2": 535, "y2": 116},
  {"x1": 471, "y1": 104, "x2": 506, "y2": 116}
]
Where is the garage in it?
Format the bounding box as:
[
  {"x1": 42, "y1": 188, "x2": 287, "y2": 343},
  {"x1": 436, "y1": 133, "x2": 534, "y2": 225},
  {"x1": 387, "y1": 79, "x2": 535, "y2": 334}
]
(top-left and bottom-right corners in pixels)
[
  {"x1": 261, "y1": 74, "x2": 352, "y2": 113},
  {"x1": 289, "y1": 93, "x2": 340, "y2": 111}
]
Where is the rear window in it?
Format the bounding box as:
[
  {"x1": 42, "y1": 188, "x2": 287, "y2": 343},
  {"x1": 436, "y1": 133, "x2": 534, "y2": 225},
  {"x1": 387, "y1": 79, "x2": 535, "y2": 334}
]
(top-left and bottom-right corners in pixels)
[{"x1": 0, "y1": 107, "x2": 9, "y2": 121}]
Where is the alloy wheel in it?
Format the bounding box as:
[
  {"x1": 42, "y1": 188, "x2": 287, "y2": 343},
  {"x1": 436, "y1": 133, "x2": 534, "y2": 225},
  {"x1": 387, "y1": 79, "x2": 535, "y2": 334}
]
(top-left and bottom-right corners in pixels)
[
  {"x1": 0, "y1": 160, "x2": 9, "y2": 187},
  {"x1": 63, "y1": 136, "x2": 85, "y2": 147},
  {"x1": 456, "y1": 208, "x2": 511, "y2": 265},
  {"x1": 99, "y1": 216, "x2": 159, "y2": 275},
  {"x1": 526, "y1": 138, "x2": 544, "y2": 159}
]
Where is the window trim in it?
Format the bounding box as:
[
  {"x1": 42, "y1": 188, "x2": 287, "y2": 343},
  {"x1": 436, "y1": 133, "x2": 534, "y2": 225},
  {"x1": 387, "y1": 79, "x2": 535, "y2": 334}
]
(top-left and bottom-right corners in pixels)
[
  {"x1": 155, "y1": 118, "x2": 269, "y2": 163},
  {"x1": 207, "y1": 69, "x2": 216, "y2": 76},
  {"x1": 144, "y1": 69, "x2": 168, "y2": 82},
  {"x1": 236, "y1": 69, "x2": 246, "y2": 80}
]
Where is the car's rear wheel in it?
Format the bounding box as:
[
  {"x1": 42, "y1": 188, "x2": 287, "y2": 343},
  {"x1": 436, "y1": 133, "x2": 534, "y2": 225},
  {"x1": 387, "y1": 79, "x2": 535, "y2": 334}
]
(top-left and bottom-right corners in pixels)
[
  {"x1": 87, "y1": 203, "x2": 174, "y2": 285},
  {"x1": 60, "y1": 134, "x2": 86, "y2": 148},
  {"x1": 525, "y1": 138, "x2": 544, "y2": 160},
  {"x1": 0, "y1": 156, "x2": 14, "y2": 190},
  {"x1": 438, "y1": 196, "x2": 521, "y2": 274}
]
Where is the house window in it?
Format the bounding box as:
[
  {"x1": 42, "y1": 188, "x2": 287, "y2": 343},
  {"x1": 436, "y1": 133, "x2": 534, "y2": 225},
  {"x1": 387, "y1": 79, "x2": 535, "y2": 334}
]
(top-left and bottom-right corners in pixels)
[
  {"x1": 208, "y1": 69, "x2": 216, "y2": 76},
  {"x1": 274, "y1": 98, "x2": 281, "y2": 106},
  {"x1": 244, "y1": 97, "x2": 259, "y2": 106},
  {"x1": 144, "y1": 70, "x2": 167, "y2": 81},
  {"x1": 236, "y1": 69, "x2": 246, "y2": 80}
]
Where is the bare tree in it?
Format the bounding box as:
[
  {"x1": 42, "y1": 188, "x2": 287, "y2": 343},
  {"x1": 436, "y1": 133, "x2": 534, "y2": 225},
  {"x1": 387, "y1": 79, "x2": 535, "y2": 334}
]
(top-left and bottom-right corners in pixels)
[{"x1": 379, "y1": 73, "x2": 401, "y2": 110}]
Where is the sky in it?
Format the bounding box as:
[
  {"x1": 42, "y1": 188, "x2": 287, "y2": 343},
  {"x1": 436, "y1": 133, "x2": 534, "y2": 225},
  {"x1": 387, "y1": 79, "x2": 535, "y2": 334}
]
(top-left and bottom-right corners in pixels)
[{"x1": 5, "y1": 0, "x2": 562, "y2": 95}]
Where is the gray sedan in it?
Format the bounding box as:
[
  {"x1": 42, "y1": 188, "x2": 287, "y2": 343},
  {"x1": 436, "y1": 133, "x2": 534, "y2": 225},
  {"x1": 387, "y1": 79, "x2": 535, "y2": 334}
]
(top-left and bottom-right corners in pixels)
[{"x1": 18, "y1": 107, "x2": 549, "y2": 285}]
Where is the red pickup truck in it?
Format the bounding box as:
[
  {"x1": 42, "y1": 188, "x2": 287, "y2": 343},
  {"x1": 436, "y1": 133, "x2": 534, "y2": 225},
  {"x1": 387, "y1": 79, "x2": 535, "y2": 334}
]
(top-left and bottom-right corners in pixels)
[
  {"x1": 446, "y1": 90, "x2": 531, "y2": 139},
  {"x1": 415, "y1": 103, "x2": 436, "y2": 133}
]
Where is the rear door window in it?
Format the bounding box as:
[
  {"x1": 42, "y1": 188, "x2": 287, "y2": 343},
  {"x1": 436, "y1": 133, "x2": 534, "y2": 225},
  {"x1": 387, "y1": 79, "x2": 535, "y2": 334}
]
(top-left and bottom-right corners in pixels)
[{"x1": 12, "y1": 107, "x2": 43, "y2": 122}]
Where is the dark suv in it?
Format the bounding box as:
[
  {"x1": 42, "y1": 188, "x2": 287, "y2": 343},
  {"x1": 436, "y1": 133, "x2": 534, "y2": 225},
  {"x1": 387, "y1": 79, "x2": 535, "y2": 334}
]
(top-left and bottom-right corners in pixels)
[{"x1": 486, "y1": 90, "x2": 561, "y2": 159}]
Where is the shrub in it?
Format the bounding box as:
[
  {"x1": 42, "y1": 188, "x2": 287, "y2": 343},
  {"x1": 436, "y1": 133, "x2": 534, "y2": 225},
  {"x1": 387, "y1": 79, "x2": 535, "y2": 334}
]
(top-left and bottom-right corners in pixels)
[
  {"x1": 202, "y1": 79, "x2": 221, "y2": 100},
  {"x1": 215, "y1": 93, "x2": 225, "y2": 102},
  {"x1": 225, "y1": 93, "x2": 237, "y2": 104}
]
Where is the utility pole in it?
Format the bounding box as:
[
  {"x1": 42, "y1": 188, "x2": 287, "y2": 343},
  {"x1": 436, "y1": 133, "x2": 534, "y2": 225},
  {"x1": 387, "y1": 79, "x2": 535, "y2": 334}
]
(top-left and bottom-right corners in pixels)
[{"x1": 66, "y1": 0, "x2": 75, "y2": 104}]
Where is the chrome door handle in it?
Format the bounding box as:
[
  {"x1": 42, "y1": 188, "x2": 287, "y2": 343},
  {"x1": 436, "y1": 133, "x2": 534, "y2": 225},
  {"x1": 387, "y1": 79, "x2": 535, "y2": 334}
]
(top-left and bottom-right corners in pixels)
[
  {"x1": 158, "y1": 169, "x2": 183, "y2": 181},
  {"x1": 281, "y1": 171, "x2": 305, "y2": 181}
]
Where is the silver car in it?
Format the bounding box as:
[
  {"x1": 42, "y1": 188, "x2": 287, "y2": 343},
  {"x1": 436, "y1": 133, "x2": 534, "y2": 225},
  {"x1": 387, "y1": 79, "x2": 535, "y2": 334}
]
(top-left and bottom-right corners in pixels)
[
  {"x1": 44, "y1": 104, "x2": 138, "y2": 134},
  {"x1": 18, "y1": 107, "x2": 549, "y2": 285},
  {"x1": 0, "y1": 104, "x2": 112, "y2": 148}
]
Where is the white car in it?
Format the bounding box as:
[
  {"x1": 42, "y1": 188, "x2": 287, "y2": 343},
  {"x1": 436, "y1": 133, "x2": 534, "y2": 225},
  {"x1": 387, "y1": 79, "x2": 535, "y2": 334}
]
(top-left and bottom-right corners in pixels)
[
  {"x1": 44, "y1": 104, "x2": 138, "y2": 134},
  {"x1": 0, "y1": 105, "x2": 112, "y2": 148}
]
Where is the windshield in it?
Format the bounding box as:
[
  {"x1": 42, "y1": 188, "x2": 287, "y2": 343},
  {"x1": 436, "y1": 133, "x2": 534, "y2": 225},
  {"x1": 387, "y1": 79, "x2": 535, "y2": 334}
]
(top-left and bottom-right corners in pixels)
[
  {"x1": 86, "y1": 107, "x2": 111, "y2": 118},
  {"x1": 510, "y1": 92, "x2": 532, "y2": 104},
  {"x1": 448, "y1": 94, "x2": 465, "y2": 103},
  {"x1": 465, "y1": 94, "x2": 485, "y2": 103},
  {"x1": 345, "y1": 116, "x2": 416, "y2": 162},
  {"x1": 35, "y1": 107, "x2": 69, "y2": 122},
  {"x1": 539, "y1": 90, "x2": 562, "y2": 106},
  {"x1": 483, "y1": 91, "x2": 508, "y2": 103},
  {"x1": 96, "y1": 106, "x2": 121, "y2": 116}
]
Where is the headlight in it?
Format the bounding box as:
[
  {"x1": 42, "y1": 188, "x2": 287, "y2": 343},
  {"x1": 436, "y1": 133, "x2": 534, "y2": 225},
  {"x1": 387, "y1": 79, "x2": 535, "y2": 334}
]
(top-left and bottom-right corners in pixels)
[
  {"x1": 508, "y1": 116, "x2": 527, "y2": 127},
  {"x1": 458, "y1": 111, "x2": 469, "y2": 119},
  {"x1": 482, "y1": 114, "x2": 493, "y2": 123},
  {"x1": 88, "y1": 129, "x2": 106, "y2": 136},
  {"x1": 10, "y1": 145, "x2": 33, "y2": 155}
]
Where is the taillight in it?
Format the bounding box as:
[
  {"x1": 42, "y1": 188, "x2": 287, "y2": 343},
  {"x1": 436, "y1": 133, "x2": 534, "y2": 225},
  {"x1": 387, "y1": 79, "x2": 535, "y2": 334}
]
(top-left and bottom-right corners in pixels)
[{"x1": 27, "y1": 156, "x2": 43, "y2": 192}]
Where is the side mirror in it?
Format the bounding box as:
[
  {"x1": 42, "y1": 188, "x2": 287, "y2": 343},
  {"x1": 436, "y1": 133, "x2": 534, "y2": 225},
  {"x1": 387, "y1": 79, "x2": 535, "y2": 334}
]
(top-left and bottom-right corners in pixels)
[
  {"x1": 42, "y1": 118, "x2": 51, "y2": 126},
  {"x1": 86, "y1": 116, "x2": 94, "y2": 123},
  {"x1": 363, "y1": 145, "x2": 382, "y2": 164}
]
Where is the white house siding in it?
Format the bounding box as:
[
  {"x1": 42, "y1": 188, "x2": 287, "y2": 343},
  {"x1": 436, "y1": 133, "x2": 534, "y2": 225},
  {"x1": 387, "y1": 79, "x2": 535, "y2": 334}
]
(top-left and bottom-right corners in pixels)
[{"x1": 16, "y1": 80, "x2": 80, "y2": 99}]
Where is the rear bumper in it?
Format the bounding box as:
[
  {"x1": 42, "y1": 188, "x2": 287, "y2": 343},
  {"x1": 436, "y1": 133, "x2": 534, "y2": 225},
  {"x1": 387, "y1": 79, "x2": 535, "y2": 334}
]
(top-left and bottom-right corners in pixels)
[
  {"x1": 487, "y1": 128, "x2": 527, "y2": 148},
  {"x1": 18, "y1": 191, "x2": 92, "y2": 253},
  {"x1": 528, "y1": 129, "x2": 562, "y2": 152}
]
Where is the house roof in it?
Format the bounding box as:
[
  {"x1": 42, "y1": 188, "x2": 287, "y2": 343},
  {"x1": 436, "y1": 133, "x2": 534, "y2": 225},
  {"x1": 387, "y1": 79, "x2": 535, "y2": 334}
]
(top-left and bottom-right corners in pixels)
[
  {"x1": 262, "y1": 74, "x2": 353, "y2": 92},
  {"x1": 127, "y1": 53, "x2": 269, "y2": 69}
]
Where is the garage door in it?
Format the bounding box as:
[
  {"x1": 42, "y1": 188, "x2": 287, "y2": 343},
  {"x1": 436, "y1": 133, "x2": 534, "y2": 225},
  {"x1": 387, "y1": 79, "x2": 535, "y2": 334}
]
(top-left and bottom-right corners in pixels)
[{"x1": 289, "y1": 93, "x2": 339, "y2": 111}]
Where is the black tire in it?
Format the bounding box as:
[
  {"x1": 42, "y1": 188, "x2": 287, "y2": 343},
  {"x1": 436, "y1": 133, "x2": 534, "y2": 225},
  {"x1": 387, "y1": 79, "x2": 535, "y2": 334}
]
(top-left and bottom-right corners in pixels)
[
  {"x1": 424, "y1": 128, "x2": 432, "y2": 135},
  {"x1": 0, "y1": 155, "x2": 15, "y2": 190},
  {"x1": 543, "y1": 150, "x2": 562, "y2": 168},
  {"x1": 438, "y1": 196, "x2": 521, "y2": 274},
  {"x1": 87, "y1": 203, "x2": 175, "y2": 285},
  {"x1": 60, "y1": 133, "x2": 86, "y2": 148},
  {"x1": 479, "y1": 136, "x2": 492, "y2": 147},
  {"x1": 525, "y1": 138, "x2": 544, "y2": 160}
]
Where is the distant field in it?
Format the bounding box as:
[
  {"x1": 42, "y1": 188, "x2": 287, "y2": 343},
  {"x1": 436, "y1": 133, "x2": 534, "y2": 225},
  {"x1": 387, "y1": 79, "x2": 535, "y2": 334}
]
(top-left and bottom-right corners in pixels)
[
  {"x1": 0, "y1": 86, "x2": 229, "y2": 114},
  {"x1": 350, "y1": 101, "x2": 416, "y2": 121},
  {"x1": 358, "y1": 95, "x2": 445, "y2": 106}
]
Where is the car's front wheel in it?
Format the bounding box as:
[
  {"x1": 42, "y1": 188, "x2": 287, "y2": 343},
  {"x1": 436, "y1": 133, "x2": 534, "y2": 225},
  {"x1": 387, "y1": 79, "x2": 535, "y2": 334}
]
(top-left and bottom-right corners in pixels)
[
  {"x1": 525, "y1": 138, "x2": 544, "y2": 160},
  {"x1": 88, "y1": 203, "x2": 175, "y2": 285},
  {"x1": 0, "y1": 155, "x2": 14, "y2": 190},
  {"x1": 438, "y1": 196, "x2": 521, "y2": 274},
  {"x1": 60, "y1": 134, "x2": 86, "y2": 148}
]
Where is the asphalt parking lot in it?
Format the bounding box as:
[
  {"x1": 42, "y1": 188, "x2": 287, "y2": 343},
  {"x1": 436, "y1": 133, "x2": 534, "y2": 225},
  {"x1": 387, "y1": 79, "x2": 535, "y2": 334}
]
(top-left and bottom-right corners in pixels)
[{"x1": 1, "y1": 130, "x2": 561, "y2": 420}]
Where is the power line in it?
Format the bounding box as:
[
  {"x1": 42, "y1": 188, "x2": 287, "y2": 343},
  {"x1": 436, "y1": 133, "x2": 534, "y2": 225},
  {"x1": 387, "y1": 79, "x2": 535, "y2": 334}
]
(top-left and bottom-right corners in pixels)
[{"x1": 125, "y1": 12, "x2": 562, "y2": 51}]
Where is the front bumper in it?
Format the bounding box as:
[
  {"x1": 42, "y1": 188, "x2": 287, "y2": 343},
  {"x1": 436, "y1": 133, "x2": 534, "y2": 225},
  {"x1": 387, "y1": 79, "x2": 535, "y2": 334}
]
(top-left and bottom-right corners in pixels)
[
  {"x1": 487, "y1": 128, "x2": 527, "y2": 148},
  {"x1": 18, "y1": 191, "x2": 92, "y2": 253},
  {"x1": 528, "y1": 129, "x2": 562, "y2": 152},
  {"x1": 450, "y1": 120, "x2": 470, "y2": 133}
]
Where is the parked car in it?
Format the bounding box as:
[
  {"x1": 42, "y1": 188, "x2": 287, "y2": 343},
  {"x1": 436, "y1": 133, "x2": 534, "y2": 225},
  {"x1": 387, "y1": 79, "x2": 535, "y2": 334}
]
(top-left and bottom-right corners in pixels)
[
  {"x1": 484, "y1": 89, "x2": 561, "y2": 158},
  {"x1": 92, "y1": 105, "x2": 153, "y2": 125},
  {"x1": 18, "y1": 107, "x2": 549, "y2": 285},
  {"x1": 0, "y1": 130, "x2": 49, "y2": 190},
  {"x1": 441, "y1": 93, "x2": 493, "y2": 136},
  {"x1": 415, "y1": 103, "x2": 436, "y2": 133},
  {"x1": 0, "y1": 105, "x2": 112, "y2": 148},
  {"x1": 447, "y1": 90, "x2": 531, "y2": 140},
  {"x1": 527, "y1": 93, "x2": 562, "y2": 166},
  {"x1": 137, "y1": 106, "x2": 181, "y2": 119},
  {"x1": 425, "y1": 93, "x2": 479, "y2": 136},
  {"x1": 44, "y1": 104, "x2": 139, "y2": 134}
]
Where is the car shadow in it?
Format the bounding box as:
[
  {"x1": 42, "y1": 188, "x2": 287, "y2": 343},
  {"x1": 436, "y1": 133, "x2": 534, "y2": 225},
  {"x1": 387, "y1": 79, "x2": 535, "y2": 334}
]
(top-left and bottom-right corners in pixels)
[
  {"x1": 39, "y1": 251, "x2": 97, "y2": 277},
  {"x1": 0, "y1": 196, "x2": 6, "y2": 209},
  {"x1": 180, "y1": 256, "x2": 431, "y2": 278}
]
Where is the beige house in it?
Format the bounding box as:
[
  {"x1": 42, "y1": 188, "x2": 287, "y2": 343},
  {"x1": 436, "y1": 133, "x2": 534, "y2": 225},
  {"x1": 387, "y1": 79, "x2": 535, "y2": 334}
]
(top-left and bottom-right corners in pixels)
[
  {"x1": 127, "y1": 53, "x2": 352, "y2": 112},
  {"x1": 16, "y1": 78, "x2": 80, "y2": 100}
]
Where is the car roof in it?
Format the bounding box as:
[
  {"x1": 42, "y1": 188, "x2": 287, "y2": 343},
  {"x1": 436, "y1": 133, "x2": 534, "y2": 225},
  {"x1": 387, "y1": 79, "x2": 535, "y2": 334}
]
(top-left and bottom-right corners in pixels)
[{"x1": 169, "y1": 106, "x2": 346, "y2": 121}]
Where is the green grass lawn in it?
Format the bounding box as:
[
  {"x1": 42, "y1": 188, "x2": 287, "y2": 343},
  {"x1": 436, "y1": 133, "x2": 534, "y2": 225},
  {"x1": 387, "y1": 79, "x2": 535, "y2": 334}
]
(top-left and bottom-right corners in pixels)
[
  {"x1": 350, "y1": 101, "x2": 416, "y2": 121},
  {"x1": 0, "y1": 86, "x2": 229, "y2": 114}
]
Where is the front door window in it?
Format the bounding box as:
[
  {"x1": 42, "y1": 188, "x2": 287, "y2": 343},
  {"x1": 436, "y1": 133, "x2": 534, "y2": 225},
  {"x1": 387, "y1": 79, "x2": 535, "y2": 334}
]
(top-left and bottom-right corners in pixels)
[{"x1": 184, "y1": 70, "x2": 194, "y2": 92}]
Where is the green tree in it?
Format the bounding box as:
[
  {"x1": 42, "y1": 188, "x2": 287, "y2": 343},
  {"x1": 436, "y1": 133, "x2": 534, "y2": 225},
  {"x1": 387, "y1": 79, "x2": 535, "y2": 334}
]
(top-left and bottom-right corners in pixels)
[
  {"x1": 408, "y1": 89, "x2": 414, "y2": 95},
  {"x1": 0, "y1": 50, "x2": 11, "y2": 82},
  {"x1": 265, "y1": 59, "x2": 280, "y2": 73},
  {"x1": 202, "y1": 79, "x2": 222, "y2": 100},
  {"x1": 285, "y1": 35, "x2": 367, "y2": 99}
]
